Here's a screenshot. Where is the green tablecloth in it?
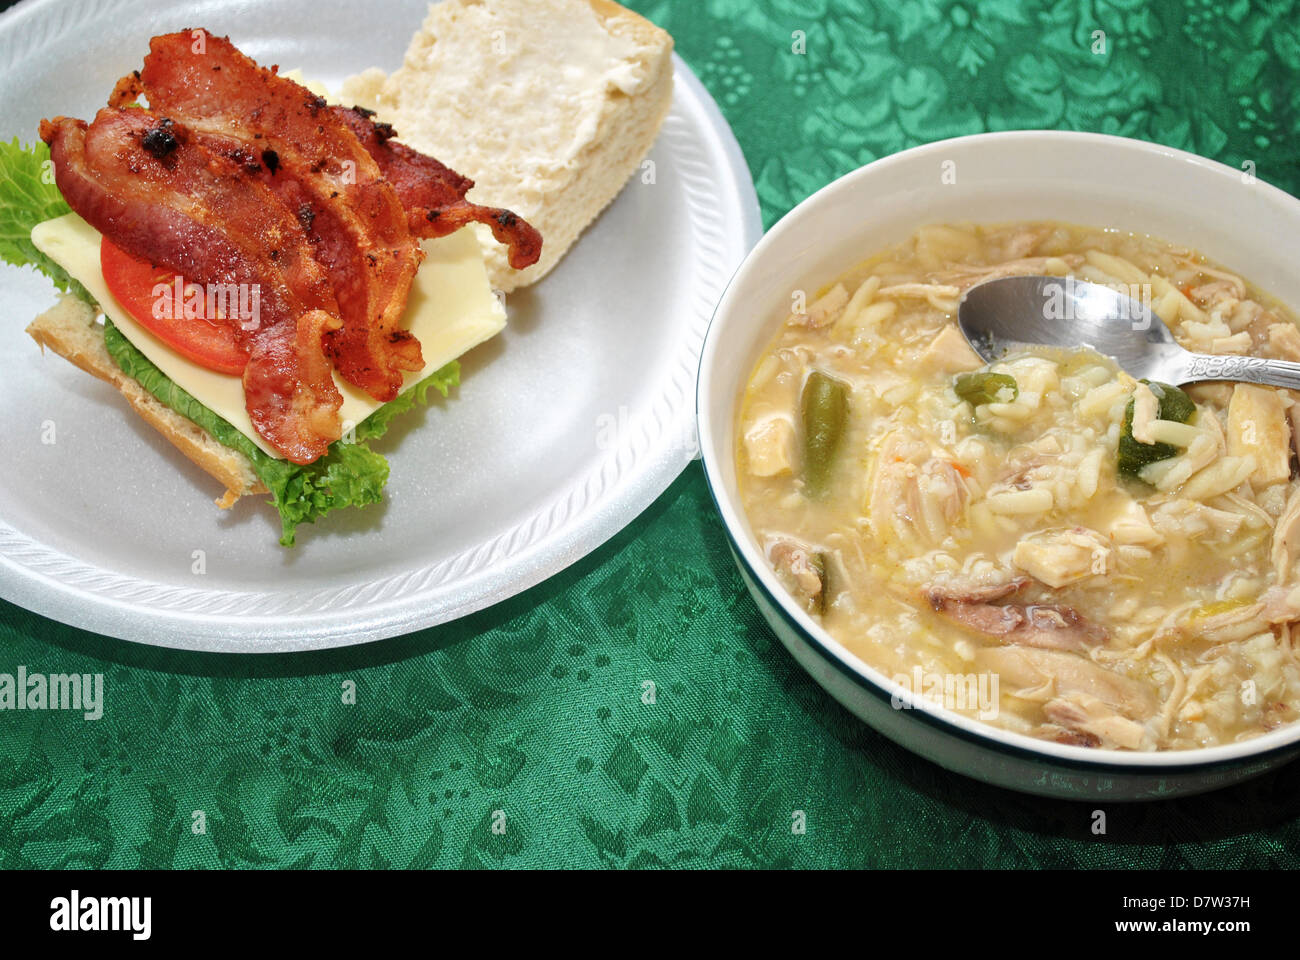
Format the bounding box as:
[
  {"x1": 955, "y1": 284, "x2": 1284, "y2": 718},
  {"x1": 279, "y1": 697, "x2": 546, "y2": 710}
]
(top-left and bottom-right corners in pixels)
[{"x1": 3, "y1": 0, "x2": 1300, "y2": 869}]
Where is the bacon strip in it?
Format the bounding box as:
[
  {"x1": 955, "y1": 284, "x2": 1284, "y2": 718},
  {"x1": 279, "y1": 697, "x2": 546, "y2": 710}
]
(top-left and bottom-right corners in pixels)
[
  {"x1": 333, "y1": 106, "x2": 542, "y2": 270},
  {"x1": 40, "y1": 108, "x2": 343, "y2": 464},
  {"x1": 119, "y1": 32, "x2": 424, "y2": 402}
]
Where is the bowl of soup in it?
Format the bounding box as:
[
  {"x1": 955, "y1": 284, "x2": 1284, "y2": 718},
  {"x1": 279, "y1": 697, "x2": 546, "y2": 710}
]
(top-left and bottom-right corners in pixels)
[{"x1": 697, "y1": 131, "x2": 1300, "y2": 799}]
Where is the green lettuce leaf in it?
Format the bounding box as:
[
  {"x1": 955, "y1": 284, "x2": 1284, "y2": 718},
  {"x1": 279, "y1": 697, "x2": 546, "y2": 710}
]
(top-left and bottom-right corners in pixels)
[
  {"x1": 103, "y1": 320, "x2": 457, "y2": 546},
  {"x1": 0, "y1": 137, "x2": 90, "y2": 300},
  {"x1": 355, "y1": 360, "x2": 459, "y2": 441}
]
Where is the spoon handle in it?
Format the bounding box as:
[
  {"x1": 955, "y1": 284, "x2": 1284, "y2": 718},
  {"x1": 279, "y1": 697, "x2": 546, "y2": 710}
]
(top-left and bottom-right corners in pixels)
[{"x1": 1173, "y1": 353, "x2": 1300, "y2": 391}]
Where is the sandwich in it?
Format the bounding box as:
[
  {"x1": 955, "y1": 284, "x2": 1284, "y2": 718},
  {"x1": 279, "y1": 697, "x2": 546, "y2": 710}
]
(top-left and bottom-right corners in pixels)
[{"x1": 3, "y1": 0, "x2": 672, "y2": 546}]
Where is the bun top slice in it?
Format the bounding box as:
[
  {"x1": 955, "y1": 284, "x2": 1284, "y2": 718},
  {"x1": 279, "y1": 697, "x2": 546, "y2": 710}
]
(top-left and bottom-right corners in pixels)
[{"x1": 342, "y1": 0, "x2": 674, "y2": 292}]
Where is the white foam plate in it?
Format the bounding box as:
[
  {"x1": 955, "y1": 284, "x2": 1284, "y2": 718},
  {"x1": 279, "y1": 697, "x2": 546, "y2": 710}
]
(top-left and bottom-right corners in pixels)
[{"x1": 0, "y1": 0, "x2": 761, "y2": 652}]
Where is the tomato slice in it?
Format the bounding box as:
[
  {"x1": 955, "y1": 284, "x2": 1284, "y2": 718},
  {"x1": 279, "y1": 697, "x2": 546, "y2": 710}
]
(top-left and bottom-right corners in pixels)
[{"x1": 100, "y1": 238, "x2": 249, "y2": 376}]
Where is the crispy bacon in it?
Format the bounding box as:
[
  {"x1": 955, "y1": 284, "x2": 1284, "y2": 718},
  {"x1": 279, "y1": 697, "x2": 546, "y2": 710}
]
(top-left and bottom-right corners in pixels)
[
  {"x1": 40, "y1": 109, "x2": 343, "y2": 463},
  {"x1": 117, "y1": 32, "x2": 424, "y2": 402},
  {"x1": 43, "y1": 31, "x2": 545, "y2": 463},
  {"x1": 333, "y1": 106, "x2": 542, "y2": 270}
]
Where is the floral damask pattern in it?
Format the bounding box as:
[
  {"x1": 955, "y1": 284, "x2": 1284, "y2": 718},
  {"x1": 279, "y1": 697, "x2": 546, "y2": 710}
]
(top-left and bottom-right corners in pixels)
[
  {"x1": 639, "y1": 0, "x2": 1299, "y2": 227},
  {"x1": 1, "y1": 0, "x2": 1299, "y2": 869}
]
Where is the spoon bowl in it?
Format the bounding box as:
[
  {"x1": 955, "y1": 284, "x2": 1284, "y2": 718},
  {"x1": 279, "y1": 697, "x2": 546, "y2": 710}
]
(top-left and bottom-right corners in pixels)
[{"x1": 958, "y1": 275, "x2": 1300, "y2": 390}]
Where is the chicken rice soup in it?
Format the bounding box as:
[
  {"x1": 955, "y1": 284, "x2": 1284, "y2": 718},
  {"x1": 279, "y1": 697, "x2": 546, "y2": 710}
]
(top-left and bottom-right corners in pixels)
[{"x1": 737, "y1": 221, "x2": 1300, "y2": 750}]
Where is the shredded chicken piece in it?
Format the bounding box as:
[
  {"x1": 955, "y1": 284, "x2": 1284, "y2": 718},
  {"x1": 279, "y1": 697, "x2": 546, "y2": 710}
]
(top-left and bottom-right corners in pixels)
[
  {"x1": 1218, "y1": 491, "x2": 1274, "y2": 529},
  {"x1": 1150, "y1": 499, "x2": 1245, "y2": 542},
  {"x1": 1218, "y1": 295, "x2": 1283, "y2": 349},
  {"x1": 787, "y1": 283, "x2": 849, "y2": 329},
  {"x1": 974, "y1": 646, "x2": 1157, "y2": 720},
  {"x1": 1001, "y1": 225, "x2": 1051, "y2": 260},
  {"x1": 1044, "y1": 693, "x2": 1147, "y2": 749},
  {"x1": 1272, "y1": 485, "x2": 1300, "y2": 584},
  {"x1": 1012, "y1": 527, "x2": 1110, "y2": 588},
  {"x1": 926, "y1": 588, "x2": 1107, "y2": 653},
  {"x1": 1289, "y1": 402, "x2": 1300, "y2": 473},
  {"x1": 1178, "y1": 585, "x2": 1300, "y2": 644},
  {"x1": 1191, "y1": 600, "x2": 1265, "y2": 636},
  {"x1": 1227, "y1": 384, "x2": 1291, "y2": 486},
  {"x1": 743, "y1": 416, "x2": 796, "y2": 477},
  {"x1": 875, "y1": 283, "x2": 961, "y2": 314},
  {"x1": 1186, "y1": 279, "x2": 1241, "y2": 311},
  {"x1": 768, "y1": 539, "x2": 825, "y2": 613},
  {"x1": 1154, "y1": 651, "x2": 1186, "y2": 739},
  {"x1": 1179, "y1": 259, "x2": 1247, "y2": 299},
  {"x1": 868, "y1": 430, "x2": 969, "y2": 546},
  {"x1": 1261, "y1": 584, "x2": 1300, "y2": 624},
  {"x1": 926, "y1": 578, "x2": 1029, "y2": 604},
  {"x1": 920, "y1": 325, "x2": 983, "y2": 373},
  {"x1": 1263, "y1": 700, "x2": 1298, "y2": 731},
  {"x1": 1267, "y1": 323, "x2": 1300, "y2": 362},
  {"x1": 1186, "y1": 382, "x2": 1234, "y2": 408},
  {"x1": 1108, "y1": 499, "x2": 1164, "y2": 547},
  {"x1": 1049, "y1": 726, "x2": 1102, "y2": 748},
  {"x1": 934, "y1": 254, "x2": 1084, "y2": 289}
]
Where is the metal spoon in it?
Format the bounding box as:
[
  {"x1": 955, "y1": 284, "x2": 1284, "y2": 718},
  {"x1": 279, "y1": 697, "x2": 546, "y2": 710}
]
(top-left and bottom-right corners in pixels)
[{"x1": 957, "y1": 274, "x2": 1300, "y2": 389}]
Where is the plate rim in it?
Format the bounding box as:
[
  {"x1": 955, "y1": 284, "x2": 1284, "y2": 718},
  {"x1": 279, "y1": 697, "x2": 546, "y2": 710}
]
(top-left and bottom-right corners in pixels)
[{"x1": 0, "y1": 5, "x2": 762, "y2": 653}]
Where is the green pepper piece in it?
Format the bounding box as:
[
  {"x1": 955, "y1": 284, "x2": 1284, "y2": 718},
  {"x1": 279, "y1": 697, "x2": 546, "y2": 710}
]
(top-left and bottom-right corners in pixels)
[
  {"x1": 1117, "y1": 380, "x2": 1196, "y2": 479},
  {"x1": 954, "y1": 371, "x2": 1019, "y2": 406},
  {"x1": 811, "y1": 551, "x2": 828, "y2": 614},
  {"x1": 801, "y1": 371, "x2": 850, "y2": 498},
  {"x1": 1146, "y1": 379, "x2": 1195, "y2": 423}
]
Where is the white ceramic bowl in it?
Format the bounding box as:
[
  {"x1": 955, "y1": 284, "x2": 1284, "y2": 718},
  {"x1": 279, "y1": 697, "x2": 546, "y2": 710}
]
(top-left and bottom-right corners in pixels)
[{"x1": 698, "y1": 130, "x2": 1300, "y2": 800}]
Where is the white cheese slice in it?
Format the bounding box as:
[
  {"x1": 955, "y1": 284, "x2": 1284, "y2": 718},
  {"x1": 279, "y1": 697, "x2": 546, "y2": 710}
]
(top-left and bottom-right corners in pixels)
[{"x1": 32, "y1": 212, "x2": 506, "y2": 458}]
